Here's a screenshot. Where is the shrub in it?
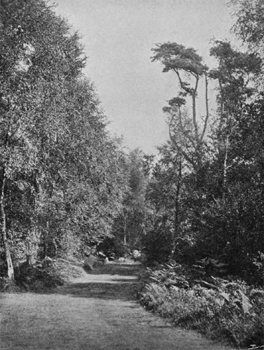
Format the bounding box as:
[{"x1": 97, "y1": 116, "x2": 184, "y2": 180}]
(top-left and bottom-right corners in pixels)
[
  {"x1": 140, "y1": 263, "x2": 264, "y2": 348},
  {"x1": 142, "y1": 227, "x2": 173, "y2": 264},
  {"x1": 14, "y1": 258, "x2": 64, "y2": 292}
]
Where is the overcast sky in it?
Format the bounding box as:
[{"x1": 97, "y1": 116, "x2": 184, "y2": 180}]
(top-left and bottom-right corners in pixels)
[{"x1": 54, "y1": 0, "x2": 236, "y2": 154}]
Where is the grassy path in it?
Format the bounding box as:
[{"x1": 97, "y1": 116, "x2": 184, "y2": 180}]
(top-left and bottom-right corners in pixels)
[{"x1": 0, "y1": 262, "x2": 235, "y2": 350}]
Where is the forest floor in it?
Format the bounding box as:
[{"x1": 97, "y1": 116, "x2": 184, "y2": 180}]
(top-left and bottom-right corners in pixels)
[{"x1": 0, "y1": 261, "x2": 236, "y2": 350}]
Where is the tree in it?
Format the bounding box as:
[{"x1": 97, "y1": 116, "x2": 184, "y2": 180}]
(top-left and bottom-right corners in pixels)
[
  {"x1": 108, "y1": 149, "x2": 151, "y2": 256},
  {"x1": 147, "y1": 142, "x2": 184, "y2": 253},
  {"x1": 230, "y1": 0, "x2": 264, "y2": 89},
  {"x1": 121, "y1": 150, "x2": 149, "y2": 249},
  {"x1": 152, "y1": 43, "x2": 210, "y2": 173},
  {"x1": 150, "y1": 42, "x2": 214, "y2": 263},
  {"x1": 209, "y1": 40, "x2": 261, "y2": 191},
  {"x1": 231, "y1": 0, "x2": 264, "y2": 50},
  {"x1": 150, "y1": 37, "x2": 264, "y2": 282},
  {"x1": 0, "y1": 0, "x2": 128, "y2": 279}
]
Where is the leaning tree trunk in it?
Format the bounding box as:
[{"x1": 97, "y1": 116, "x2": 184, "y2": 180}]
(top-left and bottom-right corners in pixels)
[{"x1": 0, "y1": 167, "x2": 14, "y2": 280}]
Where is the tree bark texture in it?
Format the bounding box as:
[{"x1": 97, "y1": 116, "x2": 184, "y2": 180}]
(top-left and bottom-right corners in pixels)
[{"x1": 0, "y1": 167, "x2": 14, "y2": 280}]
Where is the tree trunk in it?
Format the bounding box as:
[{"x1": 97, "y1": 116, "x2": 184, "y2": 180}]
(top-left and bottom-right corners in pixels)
[
  {"x1": 44, "y1": 220, "x2": 50, "y2": 258},
  {"x1": 172, "y1": 158, "x2": 182, "y2": 256},
  {"x1": 223, "y1": 135, "x2": 229, "y2": 191},
  {"x1": 0, "y1": 167, "x2": 14, "y2": 280},
  {"x1": 123, "y1": 215, "x2": 127, "y2": 246}
]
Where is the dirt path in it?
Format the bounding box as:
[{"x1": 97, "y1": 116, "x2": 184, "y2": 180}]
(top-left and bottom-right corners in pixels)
[{"x1": 0, "y1": 262, "x2": 235, "y2": 350}]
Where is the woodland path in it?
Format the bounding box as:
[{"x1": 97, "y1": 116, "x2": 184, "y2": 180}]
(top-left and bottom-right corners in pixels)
[{"x1": 0, "y1": 262, "x2": 235, "y2": 350}]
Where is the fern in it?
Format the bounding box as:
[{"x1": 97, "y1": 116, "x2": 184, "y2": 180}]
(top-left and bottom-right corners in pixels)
[{"x1": 140, "y1": 263, "x2": 264, "y2": 347}]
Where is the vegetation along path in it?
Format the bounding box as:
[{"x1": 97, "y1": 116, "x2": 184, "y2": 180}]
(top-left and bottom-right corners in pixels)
[{"x1": 0, "y1": 262, "x2": 235, "y2": 350}]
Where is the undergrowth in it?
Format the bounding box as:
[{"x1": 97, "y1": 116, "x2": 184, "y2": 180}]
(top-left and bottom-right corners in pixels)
[
  {"x1": 14, "y1": 258, "x2": 65, "y2": 292},
  {"x1": 140, "y1": 261, "x2": 264, "y2": 348},
  {"x1": 0, "y1": 257, "x2": 83, "y2": 292}
]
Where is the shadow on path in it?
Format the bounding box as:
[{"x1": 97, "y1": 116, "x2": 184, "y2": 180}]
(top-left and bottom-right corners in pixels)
[
  {"x1": 55, "y1": 262, "x2": 143, "y2": 301},
  {"x1": 0, "y1": 261, "x2": 236, "y2": 350}
]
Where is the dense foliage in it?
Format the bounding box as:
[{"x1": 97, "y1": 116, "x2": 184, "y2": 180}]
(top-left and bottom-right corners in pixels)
[
  {"x1": 140, "y1": 262, "x2": 264, "y2": 348},
  {"x1": 0, "y1": 0, "x2": 128, "y2": 280},
  {"x1": 138, "y1": 1, "x2": 264, "y2": 347},
  {"x1": 142, "y1": 7, "x2": 264, "y2": 287},
  {"x1": 101, "y1": 149, "x2": 151, "y2": 258}
]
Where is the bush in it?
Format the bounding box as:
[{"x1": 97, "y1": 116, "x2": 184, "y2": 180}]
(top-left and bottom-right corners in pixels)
[
  {"x1": 140, "y1": 263, "x2": 264, "y2": 348},
  {"x1": 14, "y1": 258, "x2": 64, "y2": 292},
  {"x1": 142, "y1": 226, "x2": 173, "y2": 265},
  {"x1": 97, "y1": 237, "x2": 128, "y2": 259}
]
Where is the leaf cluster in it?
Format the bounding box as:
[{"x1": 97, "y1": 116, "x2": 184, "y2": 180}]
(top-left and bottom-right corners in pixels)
[
  {"x1": 0, "y1": 0, "x2": 129, "y2": 275},
  {"x1": 151, "y1": 42, "x2": 208, "y2": 76}
]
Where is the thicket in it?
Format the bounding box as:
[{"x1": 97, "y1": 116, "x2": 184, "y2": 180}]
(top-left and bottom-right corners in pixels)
[{"x1": 140, "y1": 262, "x2": 264, "y2": 348}]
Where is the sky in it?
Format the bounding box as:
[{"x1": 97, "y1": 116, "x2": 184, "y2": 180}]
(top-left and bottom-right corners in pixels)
[{"x1": 54, "y1": 0, "x2": 237, "y2": 154}]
